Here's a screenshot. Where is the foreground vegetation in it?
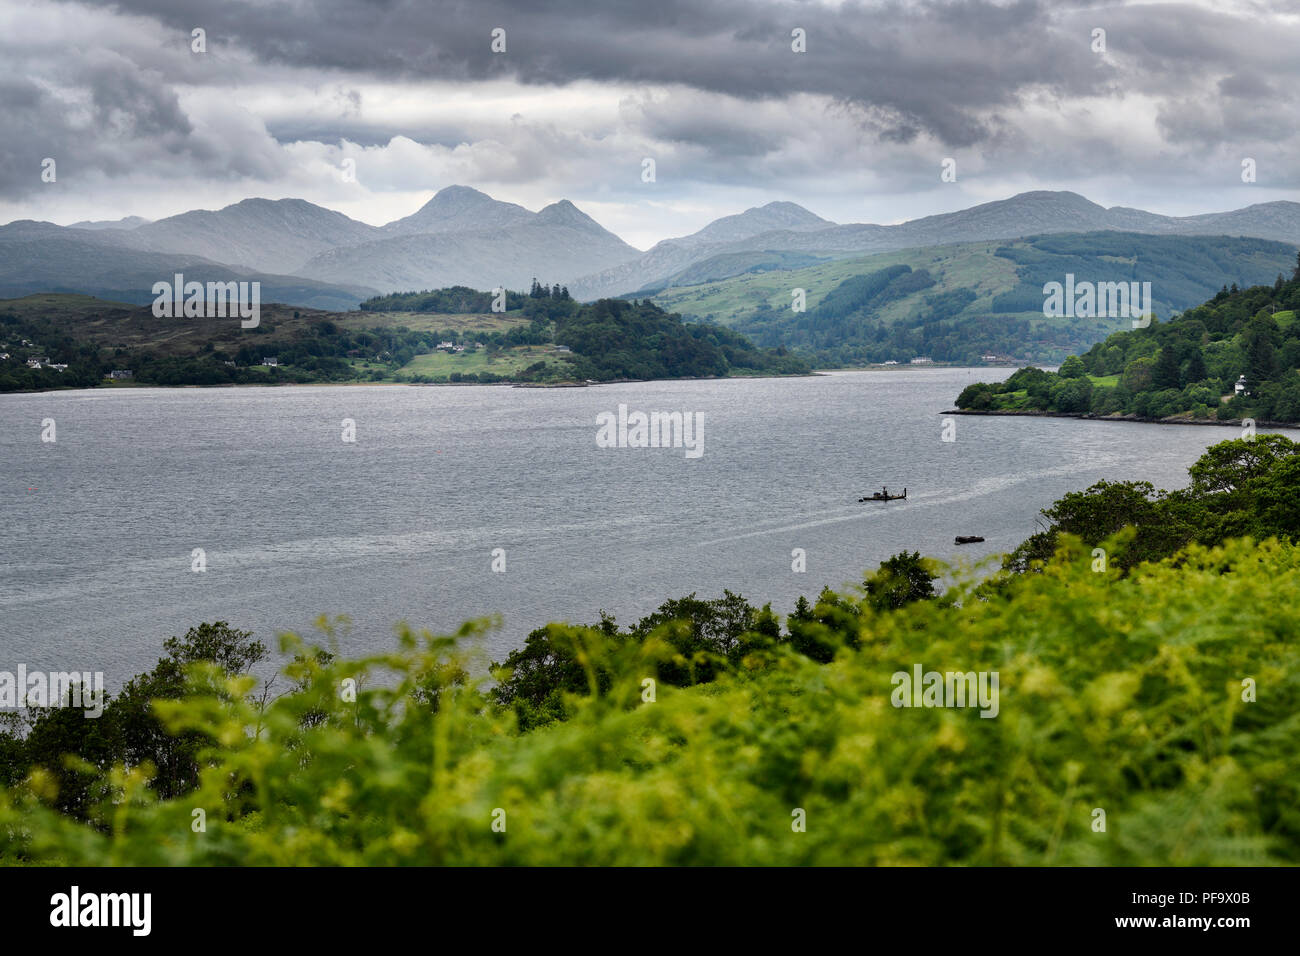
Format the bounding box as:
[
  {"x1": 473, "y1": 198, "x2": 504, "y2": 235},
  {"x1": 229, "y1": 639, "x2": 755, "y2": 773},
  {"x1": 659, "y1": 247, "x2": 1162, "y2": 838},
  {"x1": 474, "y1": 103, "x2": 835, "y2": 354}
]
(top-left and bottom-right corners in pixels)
[
  {"x1": 1, "y1": 437, "x2": 1297, "y2": 865},
  {"x1": 957, "y1": 257, "x2": 1300, "y2": 422}
]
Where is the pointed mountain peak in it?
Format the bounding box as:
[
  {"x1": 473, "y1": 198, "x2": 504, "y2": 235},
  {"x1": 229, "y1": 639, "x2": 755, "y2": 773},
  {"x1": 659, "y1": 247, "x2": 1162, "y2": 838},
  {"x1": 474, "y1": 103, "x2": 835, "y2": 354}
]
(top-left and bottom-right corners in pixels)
[
  {"x1": 384, "y1": 186, "x2": 532, "y2": 235},
  {"x1": 679, "y1": 201, "x2": 834, "y2": 246},
  {"x1": 755, "y1": 200, "x2": 830, "y2": 223},
  {"x1": 424, "y1": 184, "x2": 495, "y2": 207},
  {"x1": 536, "y1": 199, "x2": 594, "y2": 225}
]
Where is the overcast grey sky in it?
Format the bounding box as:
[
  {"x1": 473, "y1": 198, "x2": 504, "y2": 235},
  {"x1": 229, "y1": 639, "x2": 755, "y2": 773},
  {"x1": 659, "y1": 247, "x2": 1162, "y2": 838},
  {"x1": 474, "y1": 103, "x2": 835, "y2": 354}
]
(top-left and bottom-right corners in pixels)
[{"x1": 2, "y1": 0, "x2": 1297, "y2": 248}]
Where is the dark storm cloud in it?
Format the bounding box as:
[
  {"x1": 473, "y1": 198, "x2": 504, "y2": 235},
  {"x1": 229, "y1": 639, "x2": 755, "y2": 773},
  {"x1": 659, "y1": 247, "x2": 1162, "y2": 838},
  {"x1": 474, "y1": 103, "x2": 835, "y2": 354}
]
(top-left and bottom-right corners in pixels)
[
  {"x1": 0, "y1": 56, "x2": 196, "y2": 198},
  {"x1": 3, "y1": 0, "x2": 1299, "y2": 225},
  {"x1": 56, "y1": 0, "x2": 1117, "y2": 147}
]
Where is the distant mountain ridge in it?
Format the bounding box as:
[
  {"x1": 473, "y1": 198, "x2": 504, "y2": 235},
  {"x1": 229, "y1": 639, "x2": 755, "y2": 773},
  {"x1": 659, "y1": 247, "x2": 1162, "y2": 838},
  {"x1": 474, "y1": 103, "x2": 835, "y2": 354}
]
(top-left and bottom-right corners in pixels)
[
  {"x1": 114, "y1": 197, "x2": 383, "y2": 275},
  {"x1": 568, "y1": 191, "x2": 1300, "y2": 299},
  {"x1": 4, "y1": 187, "x2": 1297, "y2": 309}
]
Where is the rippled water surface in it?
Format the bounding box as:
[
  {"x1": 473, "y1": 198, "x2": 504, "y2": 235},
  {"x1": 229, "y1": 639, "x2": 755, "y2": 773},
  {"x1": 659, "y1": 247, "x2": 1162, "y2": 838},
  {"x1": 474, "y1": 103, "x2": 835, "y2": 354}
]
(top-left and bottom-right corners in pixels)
[{"x1": 4, "y1": 369, "x2": 1289, "y2": 684}]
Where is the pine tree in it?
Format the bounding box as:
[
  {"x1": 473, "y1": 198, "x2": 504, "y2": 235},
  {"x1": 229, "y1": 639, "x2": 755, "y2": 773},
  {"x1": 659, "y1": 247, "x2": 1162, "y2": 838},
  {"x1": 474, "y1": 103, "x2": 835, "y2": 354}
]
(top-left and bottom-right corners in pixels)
[
  {"x1": 1152, "y1": 345, "x2": 1182, "y2": 390},
  {"x1": 1245, "y1": 326, "x2": 1277, "y2": 388}
]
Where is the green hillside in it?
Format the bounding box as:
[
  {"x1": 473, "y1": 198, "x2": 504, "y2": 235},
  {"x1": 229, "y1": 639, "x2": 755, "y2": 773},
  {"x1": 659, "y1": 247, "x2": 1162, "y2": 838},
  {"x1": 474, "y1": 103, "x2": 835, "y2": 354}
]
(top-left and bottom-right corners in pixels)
[
  {"x1": 955, "y1": 261, "x2": 1300, "y2": 423},
  {"x1": 651, "y1": 233, "x2": 1298, "y2": 365}
]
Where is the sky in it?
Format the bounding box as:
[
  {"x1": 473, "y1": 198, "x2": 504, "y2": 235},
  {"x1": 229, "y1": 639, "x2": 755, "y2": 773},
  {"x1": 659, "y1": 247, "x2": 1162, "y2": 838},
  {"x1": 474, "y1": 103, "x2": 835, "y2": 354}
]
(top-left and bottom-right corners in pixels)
[{"x1": 1, "y1": 0, "x2": 1297, "y2": 249}]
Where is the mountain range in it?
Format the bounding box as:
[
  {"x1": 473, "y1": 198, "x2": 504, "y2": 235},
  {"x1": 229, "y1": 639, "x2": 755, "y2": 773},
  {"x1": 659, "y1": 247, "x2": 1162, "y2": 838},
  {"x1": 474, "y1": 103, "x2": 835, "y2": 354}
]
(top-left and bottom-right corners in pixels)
[{"x1": 2, "y1": 187, "x2": 1298, "y2": 310}]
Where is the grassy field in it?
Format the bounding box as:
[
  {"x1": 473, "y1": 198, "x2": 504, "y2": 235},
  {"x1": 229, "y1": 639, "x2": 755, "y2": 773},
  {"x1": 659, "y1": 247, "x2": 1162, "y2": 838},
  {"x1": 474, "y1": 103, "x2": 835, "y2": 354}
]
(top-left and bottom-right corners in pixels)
[
  {"x1": 1088, "y1": 374, "x2": 1120, "y2": 387},
  {"x1": 399, "y1": 345, "x2": 570, "y2": 379},
  {"x1": 337, "y1": 311, "x2": 530, "y2": 334}
]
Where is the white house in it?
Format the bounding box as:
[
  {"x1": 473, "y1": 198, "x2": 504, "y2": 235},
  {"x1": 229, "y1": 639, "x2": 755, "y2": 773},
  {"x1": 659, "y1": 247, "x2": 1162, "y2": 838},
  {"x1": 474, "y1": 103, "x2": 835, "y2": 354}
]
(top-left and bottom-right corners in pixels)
[
  {"x1": 1235, "y1": 375, "x2": 1248, "y2": 396},
  {"x1": 262, "y1": 357, "x2": 279, "y2": 367},
  {"x1": 26, "y1": 358, "x2": 41, "y2": 369},
  {"x1": 910, "y1": 356, "x2": 934, "y2": 365},
  {"x1": 108, "y1": 369, "x2": 133, "y2": 380}
]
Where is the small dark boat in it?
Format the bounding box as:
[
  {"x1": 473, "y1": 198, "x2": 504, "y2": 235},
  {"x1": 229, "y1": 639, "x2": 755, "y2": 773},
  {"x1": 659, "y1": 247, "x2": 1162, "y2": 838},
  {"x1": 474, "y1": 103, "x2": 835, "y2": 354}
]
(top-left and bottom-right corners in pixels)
[
  {"x1": 859, "y1": 486, "x2": 907, "y2": 502},
  {"x1": 954, "y1": 535, "x2": 985, "y2": 545}
]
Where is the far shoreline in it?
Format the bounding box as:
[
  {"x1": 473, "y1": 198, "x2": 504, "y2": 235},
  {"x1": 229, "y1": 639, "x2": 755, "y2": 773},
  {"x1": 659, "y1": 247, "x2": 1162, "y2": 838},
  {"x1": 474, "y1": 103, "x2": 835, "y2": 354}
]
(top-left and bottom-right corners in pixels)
[{"x1": 0, "y1": 369, "x2": 826, "y2": 396}]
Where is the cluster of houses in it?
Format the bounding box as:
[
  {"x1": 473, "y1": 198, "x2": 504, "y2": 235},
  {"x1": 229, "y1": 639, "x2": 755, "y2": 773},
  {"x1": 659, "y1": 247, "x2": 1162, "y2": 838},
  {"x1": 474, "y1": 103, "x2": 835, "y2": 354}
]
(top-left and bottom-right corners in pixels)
[
  {"x1": 0, "y1": 343, "x2": 69, "y2": 371},
  {"x1": 25, "y1": 357, "x2": 68, "y2": 371},
  {"x1": 436, "y1": 341, "x2": 486, "y2": 353}
]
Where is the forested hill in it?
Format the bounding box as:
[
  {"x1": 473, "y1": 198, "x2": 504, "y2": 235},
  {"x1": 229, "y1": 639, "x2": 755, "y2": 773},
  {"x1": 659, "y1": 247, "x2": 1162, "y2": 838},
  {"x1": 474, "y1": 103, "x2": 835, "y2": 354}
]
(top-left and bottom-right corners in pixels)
[
  {"x1": 955, "y1": 256, "x2": 1300, "y2": 423},
  {"x1": 0, "y1": 286, "x2": 807, "y2": 391},
  {"x1": 553, "y1": 297, "x2": 809, "y2": 380}
]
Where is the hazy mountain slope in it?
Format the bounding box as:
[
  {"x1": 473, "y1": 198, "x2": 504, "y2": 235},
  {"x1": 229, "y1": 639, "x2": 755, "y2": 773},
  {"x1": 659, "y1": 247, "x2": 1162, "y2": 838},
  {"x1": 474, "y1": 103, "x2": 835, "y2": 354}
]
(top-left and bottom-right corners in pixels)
[
  {"x1": 0, "y1": 228, "x2": 375, "y2": 310},
  {"x1": 116, "y1": 198, "x2": 381, "y2": 274},
  {"x1": 566, "y1": 201, "x2": 836, "y2": 300},
  {"x1": 67, "y1": 216, "x2": 151, "y2": 230},
  {"x1": 636, "y1": 250, "x2": 830, "y2": 292},
  {"x1": 297, "y1": 199, "x2": 639, "y2": 293},
  {"x1": 674, "y1": 200, "x2": 832, "y2": 247}
]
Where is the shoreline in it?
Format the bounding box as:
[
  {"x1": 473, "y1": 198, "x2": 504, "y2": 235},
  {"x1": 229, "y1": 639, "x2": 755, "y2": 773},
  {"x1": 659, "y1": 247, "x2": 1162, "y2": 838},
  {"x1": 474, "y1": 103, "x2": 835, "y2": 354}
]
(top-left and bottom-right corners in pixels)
[
  {"x1": 0, "y1": 369, "x2": 822, "y2": 396},
  {"x1": 943, "y1": 407, "x2": 1300, "y2": 430}
]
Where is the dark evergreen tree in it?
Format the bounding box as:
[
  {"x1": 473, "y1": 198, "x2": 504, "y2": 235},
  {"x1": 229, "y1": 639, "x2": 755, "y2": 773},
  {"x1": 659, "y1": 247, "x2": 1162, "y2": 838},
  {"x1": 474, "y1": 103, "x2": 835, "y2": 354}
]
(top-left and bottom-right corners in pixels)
[{"x1": 1152, "y1": 345, "x2": 1182, "y2": 390}]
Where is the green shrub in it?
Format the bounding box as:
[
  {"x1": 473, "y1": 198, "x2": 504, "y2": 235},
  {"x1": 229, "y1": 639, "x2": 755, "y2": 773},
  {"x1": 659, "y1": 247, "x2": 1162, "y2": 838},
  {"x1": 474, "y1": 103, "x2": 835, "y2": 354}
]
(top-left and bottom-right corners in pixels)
[{"x1": 2, "y1": 536, "x2": 1296, "y2": 866}]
